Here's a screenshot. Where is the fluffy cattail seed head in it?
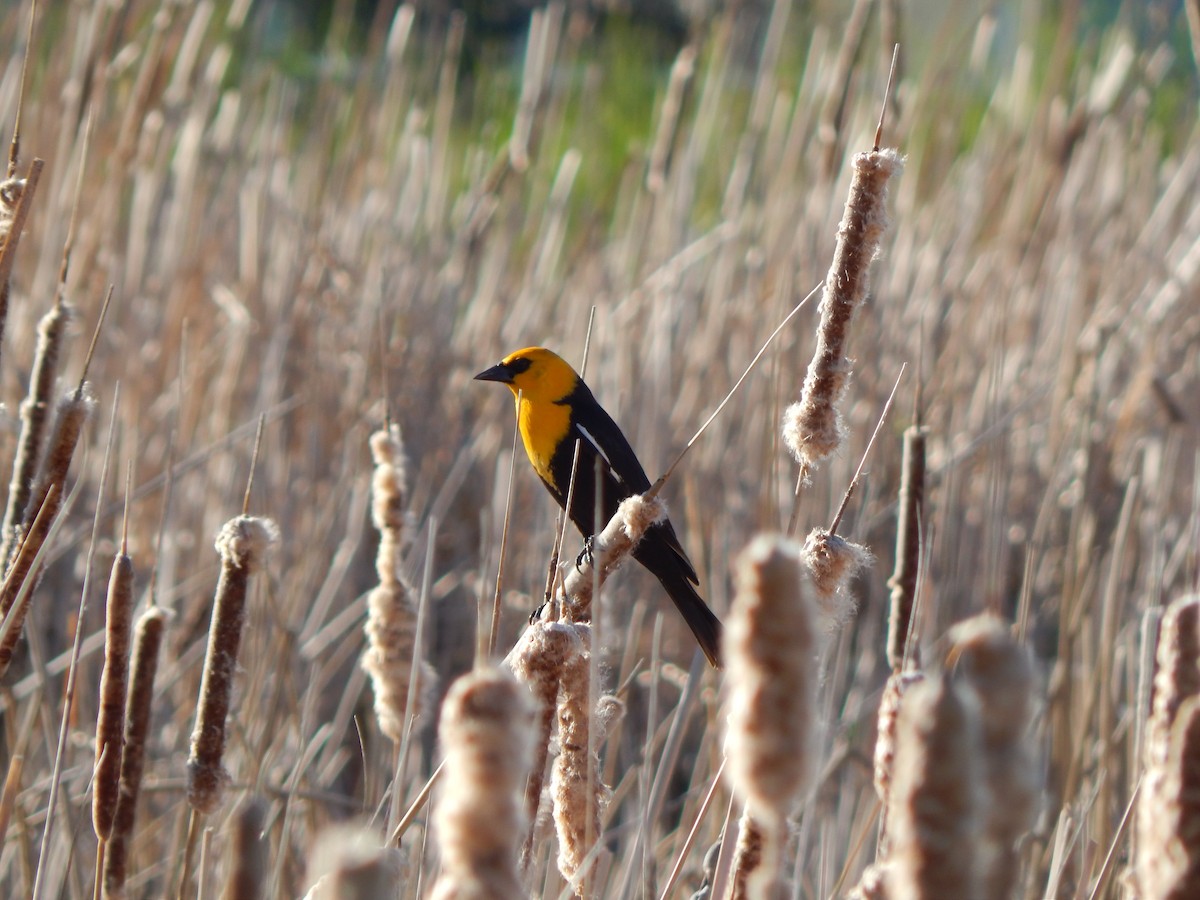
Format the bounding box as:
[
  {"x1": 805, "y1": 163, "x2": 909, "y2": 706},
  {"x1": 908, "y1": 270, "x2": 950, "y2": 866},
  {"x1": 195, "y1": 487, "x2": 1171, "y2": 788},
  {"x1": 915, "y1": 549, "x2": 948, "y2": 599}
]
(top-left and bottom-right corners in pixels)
[
  {"x1": 725, "y1": 535, "x2": 817, "y2": 823},
  {"x1": 431, "y1": 668, "x2": 534, "y2": 900}
]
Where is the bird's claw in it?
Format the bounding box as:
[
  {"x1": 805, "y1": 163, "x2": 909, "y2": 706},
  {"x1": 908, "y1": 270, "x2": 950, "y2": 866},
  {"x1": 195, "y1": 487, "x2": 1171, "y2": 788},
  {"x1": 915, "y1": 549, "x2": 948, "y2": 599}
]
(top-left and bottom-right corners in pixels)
[{"x1": 575, "y1": 535, "x2": 596, "y2": 571}]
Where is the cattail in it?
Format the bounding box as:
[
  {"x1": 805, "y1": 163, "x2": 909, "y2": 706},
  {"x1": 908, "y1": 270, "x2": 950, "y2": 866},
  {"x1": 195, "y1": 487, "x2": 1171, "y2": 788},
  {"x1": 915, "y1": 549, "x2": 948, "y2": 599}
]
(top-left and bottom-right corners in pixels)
[
  {"x1": 947, "y1": 616, "x2": 1037, "y2": 900},
  {"x1": 550, "y1": 624, "x2": 614, "y2": 893},
  {"x1": 0, "y1": 160, "x2": 43, "y2": 369},
  {"x1": 93, "y1": 547, "x2": 136, "y2": 840},
  {"x1": 724, "y1": 535, "x2": 817, "y2": 895},
  {"x1": 222, "y1": 797, "x2": 268, "y2": 900},
  {"x1": 430, "y1": 668, "x2": 533, "y2": 900},
  {"x1": 848, "y1": 863, "x2": 891, "y2": 900},
  {"x1": 302, "y1": 826, "x2": 403, "y2": 900},
  {"x1": 783, "y1": 148, "x2": 904, "y2": 476},
  {"x1": 187, "y1": 516, "x2": 278, "y2": 814},
  {"x1": 0, "y1": 387, "x2": 95, "y2": 660},
  {"x1": 559, "y1": 492, "x2": 666, "y2": 624},
  {"x1": 0, "y1": 298, "x2": 71, "y2": 568},
  {"x1": 873, "y1": 670, "x2": 925, "y2": 809},
  {"x1": 800, "y1": 527, "x2": 871, "y2": 625},
  {"x1": 729, "y1": 808, "x2": 767, "y2": 900},
  {"x1": 361, "y1": 424, "x2": 434, "y2": 741},
  {"x1": 26, "y1": 386, "x2": 96, "y2": 528},
  {"x1": 1137, "y1": 695, "x2": 1200, "y2": 899},
  {"x1": 1138, "y1": 595, "x2": 1200, "y2": 898},
  {"x1": 506, "y1": 620, "x2": 583, "y2": 866},
  {"x1": 886, "y1": 425, "x2": 926, "y2": 671},
  {"x1": 104, "y1": 606, "x2": 166, "y2": 899},
  {"x1": 885, "y1": 674, "x2": 981, "y2": 900}
]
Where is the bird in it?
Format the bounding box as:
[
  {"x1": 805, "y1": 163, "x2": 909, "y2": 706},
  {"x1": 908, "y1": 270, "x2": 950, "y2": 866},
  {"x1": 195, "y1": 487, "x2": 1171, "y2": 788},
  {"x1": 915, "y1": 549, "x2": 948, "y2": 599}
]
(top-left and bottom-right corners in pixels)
[{"x1": 475, "y1": 346, "x2": 722, "y2": 667}]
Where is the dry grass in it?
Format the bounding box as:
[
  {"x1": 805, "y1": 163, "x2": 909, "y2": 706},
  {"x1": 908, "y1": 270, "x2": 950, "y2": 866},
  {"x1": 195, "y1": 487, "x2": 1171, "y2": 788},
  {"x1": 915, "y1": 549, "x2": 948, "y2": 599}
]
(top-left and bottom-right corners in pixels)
[{"x1": 0, "y1": 1, "x2": 1193, "y2": 897}]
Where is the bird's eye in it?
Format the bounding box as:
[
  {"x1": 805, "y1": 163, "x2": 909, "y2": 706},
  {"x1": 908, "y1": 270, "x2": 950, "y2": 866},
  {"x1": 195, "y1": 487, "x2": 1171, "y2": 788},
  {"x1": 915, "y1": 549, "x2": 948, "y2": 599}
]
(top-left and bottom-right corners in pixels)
[{"x1": 507, "y1": 357, "x2": 533, "y2": 375}]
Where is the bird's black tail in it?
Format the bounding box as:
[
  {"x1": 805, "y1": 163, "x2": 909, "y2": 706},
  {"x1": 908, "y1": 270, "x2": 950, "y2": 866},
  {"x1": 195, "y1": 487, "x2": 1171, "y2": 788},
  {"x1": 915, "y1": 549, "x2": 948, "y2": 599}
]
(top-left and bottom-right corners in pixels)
[{"x1": 634, "y1": 538, "x2": 722, "y2": 668}]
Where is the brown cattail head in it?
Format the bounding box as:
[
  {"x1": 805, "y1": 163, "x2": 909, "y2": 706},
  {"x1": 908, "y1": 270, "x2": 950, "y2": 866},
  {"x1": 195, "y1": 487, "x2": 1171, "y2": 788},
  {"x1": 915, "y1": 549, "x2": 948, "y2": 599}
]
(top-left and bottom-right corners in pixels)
[
  {"x1": 1138, "y1": 595, "x2": 1200, "y2": 898},
  {"x1": 222, "y1": 796, "x2": 268, "y2": 900},
  {"x1": 0, "y1": 297, "x2": 71, "y2": 567},
  {"x1": 27, "y1": 385, "x2": 96, "y2": 523},
  {"x1": 946, "y1": 616, "x2": 1037, "y2": 900},
  {"x1": 725, "y1": 535, "x2": 817, "y2": 824},
  {"x1": 885, "y1": 673, "x2": 982, "y2": 900},
  {"x1": 783, "y1": 147, "x2": 904, "y2": 474},
  {"x1": 302, "y1": 826, "x2": 403, "y2": 900},
  {"x1": 848, "y1": 862, "x2": 892, "y2": 900},
  {"x1": 729, "y1": 808, "x2": 769, "y2": 900},
  {"x1": 93, "y1": 549, "x2": 136, "y2": 841},
  {"x1": 550, "y1": 625, "x2": 613, "y2": 894},
  {"x1": 361, "y1": 424, "x2": 435, "y2": 740},
  {"x1": 559, "y1": 493, "x2": 666, "y2": 624},
  {"x1": 431, "y1": 668, "x2": 534, "y2": 900},
  {"x1": 105, "y1": 605, "x2": 166, "y2": 898},
  {"x1": 800, "y1": 527, "x2": 872, "y2": 625},
  {"x1": 1139, "y1": 694, "x2": 1200, "y2": 899},
  {"x1": 886, "y1": 424, "x2": 926, "y2": 671},
  {"x1": 187, "y1": 516, "x2": 278, "y2": 814},
  {"x1": 507, "y1": 620, "x2": 584, "y2": 864},
  {"x1": 874, "y1": 670, "x2": 925, "y2": 808}
]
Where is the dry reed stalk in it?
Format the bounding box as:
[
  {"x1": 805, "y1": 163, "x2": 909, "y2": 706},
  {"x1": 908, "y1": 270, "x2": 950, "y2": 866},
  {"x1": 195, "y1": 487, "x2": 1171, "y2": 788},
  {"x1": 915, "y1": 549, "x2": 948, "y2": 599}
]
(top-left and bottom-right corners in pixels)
[
  {"x1": 92, "y1": 545, "x2": 135, "y2": 841},
  {"x1": 104, "y1": 606, "x2": 166, "y2": 899},
  {"x1": 506, "y1": 620, "x2": 584, "y2": 868},
  {"x1": 222, "y1": 797, "x2": 267, "y2": 900},
  {"x1": 430, "y1": 668, "x2": 533, "y2": 900},
  {"x1": 783, "y1": 147, "x2": 903, "y2": 478},
  {"x1": 647, "y1": 45, "x2": 696, "y2": 194},
  {"x1": 0, "y1": 485, "x2": 60, "y2": 679},
  {"x1": 946, "y1": 616, "x2": 1037, "y2": 900},
  {"x1": 886, "y1": 424, "x2": 925, "y2": 671},
  {"x1": 302, "y1": 826, "x2": 403, "y2": 900},
  {"x1": 800, "y1": 526, "x2": 871, "y2": 624},
  {"x1": 724, "y1": 535, "x2": 817, "y2": 895},
  {"x1": 186, "y1": 515, "x2": 278, "y2": 814},
  {"x1": 550, "y1": 625, "x2": 615, "y2": 894},
  {"x1": 360, "y1": 424, "x2": 434, "y2": 741},
  {"x1": 556, "y1": 493, "x2": 666, "y2": 625},
  {"x1": 885, "y1": 673, "x2": 981, "y2": 900},
  {"x1": 0, "y1": 298, "x2": 71, "y2": 568},
  {"x1": 1137, "y1": 595, "x2": 1200, "y2": 898}
]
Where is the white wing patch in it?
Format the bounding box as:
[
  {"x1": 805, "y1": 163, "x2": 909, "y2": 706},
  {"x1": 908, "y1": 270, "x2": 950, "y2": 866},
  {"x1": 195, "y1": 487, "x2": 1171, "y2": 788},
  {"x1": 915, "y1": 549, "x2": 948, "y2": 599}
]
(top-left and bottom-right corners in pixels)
[{"x1": 576, "y1": 423, "x2": 622, "y2": 483}]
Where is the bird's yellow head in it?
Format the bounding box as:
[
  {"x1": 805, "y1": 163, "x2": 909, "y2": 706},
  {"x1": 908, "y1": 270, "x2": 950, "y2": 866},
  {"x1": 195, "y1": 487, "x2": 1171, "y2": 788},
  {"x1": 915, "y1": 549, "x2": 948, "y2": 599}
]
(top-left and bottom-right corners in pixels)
[{"x1": 474, "y1": 347, "x2": 580, "y2": 403}]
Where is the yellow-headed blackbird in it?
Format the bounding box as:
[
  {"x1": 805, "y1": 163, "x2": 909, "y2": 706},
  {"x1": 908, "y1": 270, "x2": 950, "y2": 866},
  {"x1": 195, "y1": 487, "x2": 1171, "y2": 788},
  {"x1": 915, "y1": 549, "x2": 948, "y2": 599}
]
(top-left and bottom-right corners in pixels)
[{"x1": 476, "y1": 347, "x2": 721, "y2": 666}]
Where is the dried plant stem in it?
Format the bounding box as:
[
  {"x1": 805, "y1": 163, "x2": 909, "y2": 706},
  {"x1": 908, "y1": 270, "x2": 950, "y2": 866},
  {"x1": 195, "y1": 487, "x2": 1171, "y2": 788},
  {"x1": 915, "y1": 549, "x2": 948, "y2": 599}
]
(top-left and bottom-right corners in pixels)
[
  {"x1": 103, "y1": 605, "x2": 166, "y2": 899},
  {"x1": 887, "y1": 424, "x2": 927, "y2": 671},
  {"x1": 31, "y1": 390, "x2": 116, "y2": 900}
]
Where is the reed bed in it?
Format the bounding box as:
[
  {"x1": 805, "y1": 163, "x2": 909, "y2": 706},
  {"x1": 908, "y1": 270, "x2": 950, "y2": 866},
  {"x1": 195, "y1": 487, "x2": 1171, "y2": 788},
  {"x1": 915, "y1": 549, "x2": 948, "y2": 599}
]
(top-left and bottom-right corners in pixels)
[{"x1": 0, "y1": 0, "x2": 1194, "y2": 897}]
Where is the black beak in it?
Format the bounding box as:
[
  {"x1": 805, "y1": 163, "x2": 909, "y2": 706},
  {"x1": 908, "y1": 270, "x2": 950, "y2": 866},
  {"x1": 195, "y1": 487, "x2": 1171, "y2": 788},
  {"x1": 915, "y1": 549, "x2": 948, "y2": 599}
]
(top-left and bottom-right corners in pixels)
[{"x1": 474, "y1": 362, "x2": 512, "y2": 384}]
